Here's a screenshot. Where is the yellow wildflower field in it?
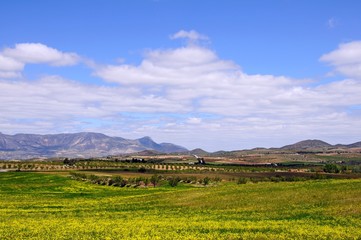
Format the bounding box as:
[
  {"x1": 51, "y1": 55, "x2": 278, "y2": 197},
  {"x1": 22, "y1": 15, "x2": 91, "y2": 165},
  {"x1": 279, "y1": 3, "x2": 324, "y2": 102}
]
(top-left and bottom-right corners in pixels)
[{"x1": 0, "y1": 172, "x2": 360, "y2": 239}]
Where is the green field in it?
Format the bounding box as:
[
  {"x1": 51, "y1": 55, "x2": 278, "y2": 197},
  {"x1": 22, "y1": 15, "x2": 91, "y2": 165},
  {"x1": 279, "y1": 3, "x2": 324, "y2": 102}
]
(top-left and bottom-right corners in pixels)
[{"x1": 1, "y1": 172, "x2": 361, "y2": 239}]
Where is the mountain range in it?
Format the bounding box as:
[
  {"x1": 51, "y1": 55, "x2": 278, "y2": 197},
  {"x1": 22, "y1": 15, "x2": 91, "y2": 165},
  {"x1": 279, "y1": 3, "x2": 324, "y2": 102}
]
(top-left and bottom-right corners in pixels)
[
  {"x1": 0, "y1": 132, "x2": 360, "y2": 160},
  {"x1": 0, "y1": 132, "x2": 187, "y2": 160}
]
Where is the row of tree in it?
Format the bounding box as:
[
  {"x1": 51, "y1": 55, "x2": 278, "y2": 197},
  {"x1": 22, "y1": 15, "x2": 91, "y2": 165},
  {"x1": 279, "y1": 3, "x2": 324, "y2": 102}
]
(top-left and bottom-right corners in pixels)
[{"x1": 69, "y1": 172, "x2": 219, "y2": 188}]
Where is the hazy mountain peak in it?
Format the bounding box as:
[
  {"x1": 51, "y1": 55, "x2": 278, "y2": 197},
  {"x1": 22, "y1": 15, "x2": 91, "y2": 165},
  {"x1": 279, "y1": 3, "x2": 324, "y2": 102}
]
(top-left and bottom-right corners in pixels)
[
  {"x1": 138, "y1": 136, "x2": 153, "y2": 141},
  {"x1": 281, "y1": 139, "x2": 332, "y2": 150},
  {"x1": 0, "y1": 132, "x2": 187, "y2": 160}
]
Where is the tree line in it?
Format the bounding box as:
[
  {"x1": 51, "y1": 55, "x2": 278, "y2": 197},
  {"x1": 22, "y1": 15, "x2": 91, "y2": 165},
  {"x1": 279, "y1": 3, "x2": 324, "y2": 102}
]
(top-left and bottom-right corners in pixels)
[{"x1": 69, "y1": 172, "x2": 220, "y2": 188}]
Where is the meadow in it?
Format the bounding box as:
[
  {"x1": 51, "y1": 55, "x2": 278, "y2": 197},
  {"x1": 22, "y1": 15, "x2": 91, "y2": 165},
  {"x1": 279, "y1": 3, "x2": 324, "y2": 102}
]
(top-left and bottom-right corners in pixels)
[{"x1": 1, "y1": 172, "x2": 361, "y2": 239}]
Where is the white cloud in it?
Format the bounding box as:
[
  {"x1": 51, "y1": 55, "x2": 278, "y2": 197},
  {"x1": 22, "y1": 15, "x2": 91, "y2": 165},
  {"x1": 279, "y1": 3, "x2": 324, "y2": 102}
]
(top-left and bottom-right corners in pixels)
[
  {"x1": 91, "y1": 39, "x2": 361, "y2": 149},
  {"x1": 96, "y1": 45, "x2": 296, "y2": 98},
  {"x1": 0, "y1": 43, "x2": 81, "y2": 78},
  {"x1": 94, "y1": 45, "x2": 237, "y2": 85},
  {"x1": 186, "y1": 117, "x2": 202, "y2": 124},
  {"x1": 170, "y1": 30, "x2": 208, "y2": 42},
  {"x1": 95, "y1": 44, "x2": 359, "y2": 119},
  {"x1": 93, "y1": 40, "x2": 361, "y2": 118},
  {"x1": 0, "y1": 71, "x2": 22, "y2": 78},
  {"x1": 0, "y1": 76, "x2": 186, "y2": 121},
  {"x1": 3, "y1": 43, "x2": 80, "y2": 66},
  {"x1": 0, "y1": 55, "x2": 24, "y2": 71},
  {"x1": 0, "y1": 55, "x2": 24, "y2": 78},
  {"x1": 1, "y1": 35, "x2": 361, "y2": 150},
  {"x1": 320, "y1": 41, "x2": 361, "y2": 79}
]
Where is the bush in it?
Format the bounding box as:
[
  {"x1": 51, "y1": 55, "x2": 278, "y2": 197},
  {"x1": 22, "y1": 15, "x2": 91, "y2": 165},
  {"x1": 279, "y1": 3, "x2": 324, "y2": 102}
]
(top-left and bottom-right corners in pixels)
[
  {"x1": 203, "y1": 177, "x2": 210, "y2": 185},
  {"x1": 144, "y1": 178, "x2": 149, "y2": 186},
  {"x1": 270, "y1": 177, "x2": 281, "y2": 182},
  {"x1": 150, "y1": 175, "x2": 161, "y2": 187},
  {"x1": 213, "y1": 177, "x2": 222, "y2": 183},
  {"x1": 168, "y1": 176, "x2": 181, "y2": 187},
  {"x1": 250, "y1": 177, "x2": 259, "y2": 183},
  {"x1": 352, "y1": 166, "x2": 361, "y2": 173},
  {"x1": 324, "y1": 163, "x2": 340, "y2": 173},
  {"x1": 112, "y1": 176, "x2": 127, "y2": 187},
  {"x1": 70, "y1": 172, "x2": 86, "y2": 180},
  {"x1": 89, "y1": 174, "x2": 99, "y2": 183},
  {"x1": 237, "y1": 177, "x2": 248, "y2": 184}
]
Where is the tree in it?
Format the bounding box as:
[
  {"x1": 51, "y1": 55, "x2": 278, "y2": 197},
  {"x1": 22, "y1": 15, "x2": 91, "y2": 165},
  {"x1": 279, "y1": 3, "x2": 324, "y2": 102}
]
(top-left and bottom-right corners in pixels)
[
  {"x1": 168, "y1": 176, "x2": 180, "y2": 187},
  {"x1": 203, "y1": 177, "x2": 210, "y2": 186},
  {"x1": 89, "y1": 174, "x2": 100, "y2": 183},
  {"x1": 112, "y1": 176, "x2": 124, "y2": 186},
  {"x1": 324, "y1": 163, "x2": 340, "y2": 173},
  {"x1": 144, "y1": 177, "x2": 150, "y2": 186},
  {"x1": 150, "y1": 175, "x2": 161, "y2": 187}
]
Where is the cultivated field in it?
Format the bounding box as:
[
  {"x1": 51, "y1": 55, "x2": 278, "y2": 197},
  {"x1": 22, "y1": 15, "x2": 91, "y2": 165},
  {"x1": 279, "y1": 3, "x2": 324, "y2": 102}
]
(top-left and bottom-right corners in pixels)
[{"x1": 1, "y1": 172, "x2": 361, "y2": 239}]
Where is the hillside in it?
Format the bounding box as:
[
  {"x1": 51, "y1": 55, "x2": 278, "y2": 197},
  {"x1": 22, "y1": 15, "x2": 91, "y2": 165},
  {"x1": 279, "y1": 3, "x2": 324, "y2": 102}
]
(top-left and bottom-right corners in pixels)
[
  {"x1": 189, "y1": 148, "x2": 209, "y2": 156},
  {"x1": 280, "y1": 139, "x2": 333, "y2": 150},
  {"x1": 0, "y1": 132, "x2": 187, "y2": 160}
]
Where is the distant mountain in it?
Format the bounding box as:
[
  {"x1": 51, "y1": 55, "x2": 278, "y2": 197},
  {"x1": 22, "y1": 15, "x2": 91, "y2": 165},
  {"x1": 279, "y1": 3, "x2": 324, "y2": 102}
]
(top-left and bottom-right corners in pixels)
[
  {"x1": 136, "y1": 136, "x2": 187, "y2": 153},
  {"x1": 345, "y1": 141, "x2": 361, "y2": 148},
  {"x1": 281, "y1": 139, "x2": 333, "y2": 150},
  {"x1": 189, "y1": 148, "x2": 209, "y2": 156},
  {"x1": 1, "y1": 133, "x2": 360, "y2": 160},
  {"x1": 0, "y1": 132, "x2": 188, "y2": 160},
  {"x1": 134, "y1": 149, "x2": 163, "y2": 156}
]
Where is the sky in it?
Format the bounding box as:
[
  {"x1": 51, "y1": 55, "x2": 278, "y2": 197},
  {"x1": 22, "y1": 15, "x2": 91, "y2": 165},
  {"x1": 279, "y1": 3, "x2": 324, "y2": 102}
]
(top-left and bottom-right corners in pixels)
[{"x1": 1, "y1": 0, "x2": 361, "y2": 151}]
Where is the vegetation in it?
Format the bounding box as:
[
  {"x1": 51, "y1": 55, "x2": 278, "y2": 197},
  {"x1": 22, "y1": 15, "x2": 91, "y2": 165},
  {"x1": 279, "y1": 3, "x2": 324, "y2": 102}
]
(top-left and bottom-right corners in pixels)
[
  {"x1": 1, "y1": 172, "x2": 361, "y2": 239},
  {"x1": 237, "y1": 177, "x2": 248, "y2": 184},
  {"x1": 1, "y1": 153, "x2": 361, "y2": 238},
  {"x1": 323, "y1": 163, "x2": 341, "y2": 173}
]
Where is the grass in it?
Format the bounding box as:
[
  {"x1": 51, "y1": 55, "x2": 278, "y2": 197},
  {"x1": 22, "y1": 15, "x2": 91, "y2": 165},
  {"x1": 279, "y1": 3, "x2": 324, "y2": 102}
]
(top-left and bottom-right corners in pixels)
[{"x1": 1, "y1": 172, "x2": 361, "y2": 239}]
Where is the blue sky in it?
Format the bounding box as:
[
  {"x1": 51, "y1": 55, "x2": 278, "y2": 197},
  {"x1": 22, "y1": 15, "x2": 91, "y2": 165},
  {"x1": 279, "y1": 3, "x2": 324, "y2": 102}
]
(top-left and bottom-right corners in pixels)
[{"x1": 1, "y1": 0, "x2": 361, "y2": 151}]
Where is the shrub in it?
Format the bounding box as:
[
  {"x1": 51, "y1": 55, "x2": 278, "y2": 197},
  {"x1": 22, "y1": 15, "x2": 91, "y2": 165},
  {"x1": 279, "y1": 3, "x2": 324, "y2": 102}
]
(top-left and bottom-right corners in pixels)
[
  {"x1": 324, "y1": 163, "x2": 340, "y2": 173},
  {"x1": 203, "y1": 177, "x2": 210, "y2": 185},
  {"x1": 89, "y1": 174, "x2": 100, "y2": 183},
  {"x1": 213, "y1": 177, "x2": 222, "y2": 183},
  {"x1": 237, "y1": 177, "x2": 248, "y2": 184},
  {"x1": 144, "y1": 178, "x2": 149, "y2": 186},
  {"x1": 112, "y1": 176, "x2": 127, "y2": 187},
  {"x1": 150, "y1": 175, "x2": 161, "y2": 187},
  {"x1": 168, "y1": 176, "x2": 181, "y2": 187}
]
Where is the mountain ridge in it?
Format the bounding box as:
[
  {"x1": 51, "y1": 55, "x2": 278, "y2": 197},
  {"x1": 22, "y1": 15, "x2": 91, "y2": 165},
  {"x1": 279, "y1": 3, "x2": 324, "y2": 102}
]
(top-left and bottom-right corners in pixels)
[
  {"x1": 1, "y1": 133, "x2": 360, "y2": 160},
  {"x1": 280, "y1": 139, "x2": 333, "y2": 150},
  {"x1": 0, "y1": 132, "x2": 187, "y2": 160}
]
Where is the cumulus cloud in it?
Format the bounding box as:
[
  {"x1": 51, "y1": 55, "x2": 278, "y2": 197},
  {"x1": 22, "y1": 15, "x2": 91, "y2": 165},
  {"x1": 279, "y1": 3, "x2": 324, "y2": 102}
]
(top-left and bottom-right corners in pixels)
[
  {"x1": 0, "y1": 55, "x2": 24, "y2": 71},
  {"x1": 3, "y1": 43, "x2": 80, "y2": 66},
  {"x1": 320, "y1": 41, "x2": 361, "y2": 79},
  {"x1": 92, "y1": 38, "x2": 361, "y2": 149},
  {"x1": 1, "y1": 34, "x2": 361, "y2": 150},
  {"x1": 0, "y1": 55, "x2": 24, "y2": 78},
  {"x1": 0, "y1": 76, "x2": 186, "y2": 120},
  {"x1": 95, "y1": 44, "x2": 354, "y2": 119},
  {"x1": 94, "y1": 39, "x2": 361, "y2": 118},
  {"x1": 94, "y1": 46, "x2": 237, "y2": 85},
  {"x1": 170, "y1": 30, "x2": 209, "y2": 42},
  {"x1": 0, "y1": 43, "x2": 81, "y2": 78}
]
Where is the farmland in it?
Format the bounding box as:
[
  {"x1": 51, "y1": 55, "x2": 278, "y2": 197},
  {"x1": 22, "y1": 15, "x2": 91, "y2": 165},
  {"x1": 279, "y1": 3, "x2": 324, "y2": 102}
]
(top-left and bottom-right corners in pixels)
[{"x1": 1, "y1": 170, "x2": 361, "y2": 239}]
